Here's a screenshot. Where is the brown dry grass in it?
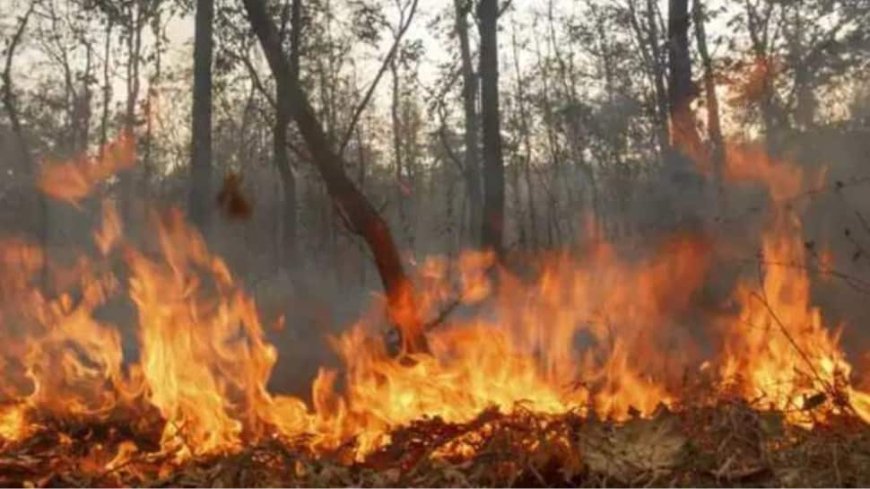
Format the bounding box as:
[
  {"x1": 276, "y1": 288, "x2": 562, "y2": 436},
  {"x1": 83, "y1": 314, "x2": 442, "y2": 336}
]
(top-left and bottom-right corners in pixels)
[{"x1": 1, "y1": 398, "x2": 869, "y2": 488}]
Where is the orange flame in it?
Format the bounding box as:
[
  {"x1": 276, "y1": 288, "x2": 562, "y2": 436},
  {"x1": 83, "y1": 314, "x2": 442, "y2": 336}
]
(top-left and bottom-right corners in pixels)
[
  {"x1": 719, "y1": 144, "x2": 870, "y2": 423},
  {"x1": 0, "y1": 130, "x2": 869, "y2": 468},
  {"x1": 38, "y1": 130, "x2": 136, "y2": 205}
]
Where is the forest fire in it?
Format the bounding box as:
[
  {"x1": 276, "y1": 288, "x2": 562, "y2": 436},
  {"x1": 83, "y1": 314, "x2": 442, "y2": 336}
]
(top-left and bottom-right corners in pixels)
[{"x1": 0, "y1": 131, "x2": 868, "y2": 487}]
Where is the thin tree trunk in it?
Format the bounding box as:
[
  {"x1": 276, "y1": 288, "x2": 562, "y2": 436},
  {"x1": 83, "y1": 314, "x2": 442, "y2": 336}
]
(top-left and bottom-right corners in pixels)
[
  {"x1": 390, "y1": 59, "x2": 409, "y2": 248},
  {"x1": 189, "y1": 0, "x2": 214, "y2": 232},
  {"x1": 510, "y1": 23, "x2": 537, "y2": 250},
  {"x1": 356, "y1": 124, "x2": 368, "y2": 286},
  {"x1": 534, "y1": 34, "x2": 564, "y2": 245},
  {"x1": 453, "y1": 0, "x2": 482, "y2": 247},
  {"x1": 2, "y1": 3, "x2": 34, "y2": 177},
  {"x1": 648, "y1": 0, "x2": 671, "y2": 158},
  {"x1": 2, "y1": 2, "x2": 47, "y2": 284},
  {"x1": 242, "y1": 0, "x2": 428, "y2": 355},
  {"x1": 100, "y1": 18, "x2": 113, "y2": 153},
  {"x1": 744, "y1": 0, "x2": 779, "y2": 154},
  {"x1": 76, "y1": 44, "x2": 94, "y2": 154},
  {"x1": 477, "y1": 0, "x2": 505, "y2": 256},
  {"x1": 667, "y1": 0, "x2": 704, "y2": 165},
  {"x1": 692, "y1": 0, "x2": 726, "y2": 210},
  {"x1": 143, "y1": 9, "x2": 163, "y2": 201},
  {"x1": 273, "y1": 0, "x2": 300, "y2": 269}
]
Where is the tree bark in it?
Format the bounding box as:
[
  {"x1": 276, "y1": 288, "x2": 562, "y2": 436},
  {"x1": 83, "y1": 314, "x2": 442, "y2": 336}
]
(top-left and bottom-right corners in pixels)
[
  {"x1": 273, "y1": 0, "x2": 300, "y2": 269},
  {"x1": 453, "y1": 0, "x2": 483, "y2": 247},
  {"x1": 647, "y1": 0, "x2": 671, "y2": 158},
  {"x1": 189, "y1": 0, "x2": 214, "y2": 233},
  {"x1": 692, "y1": 0, "x2": 726, "y2": 209},
  {"x1": 510, "y1": 23, "x2": 538, "y2": 250},
  {"x1": 100, "y1": 18, "x2": 113, "y2": 153},
  {"x1": 667, "y1": 0, "x2": 704, "y2": 165},
  {"x1": 2, "y1": 2, "x2": 47, "y2": 284},
  {"x1": 121, "y1": 3, "x2": 145, "y2": 225},
  {"x1": 390, "y1": 58, "x2": 410, "y2": 248},
  {"x1": 743, "y1": 1, "x2": 779, "y2": 154},
  {"x1": 477, "y1": 0, "x2": 505, "y2": 256},
  {"x1": 2, "y1": 3, "x2": 35, "y2": 177},
  {"x1": 626, "y1": 0, "x2": 671, "y2": 159},
  {"x1": 274, "y1": 98, "x2": 296, "y2": 268},
  {"x1": 242, "y1": 0, "x2": 428, "y2": 355}
]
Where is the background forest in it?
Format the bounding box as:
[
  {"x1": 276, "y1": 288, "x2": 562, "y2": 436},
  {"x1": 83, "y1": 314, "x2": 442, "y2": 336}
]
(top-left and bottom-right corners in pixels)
[{"x1": 1, "y1": 0, "x2": 870, "y2": 391}]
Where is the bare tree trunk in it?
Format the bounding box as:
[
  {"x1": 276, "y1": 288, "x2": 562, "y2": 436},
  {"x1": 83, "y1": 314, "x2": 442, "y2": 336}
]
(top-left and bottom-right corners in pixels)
[
  {"x1": 692, "y1": 0, "x2": 726, "y2": 210},
  {"x1": 743, "y1": 1, "x2": 779, "y2": 154},
  {"x1": 667, "y1": 0, "x2": 704, "y2": 165},
  {"x1": 787, "y1": 7, "x2": 817, "y2": 131},
  {"x1": 534, "y1": 34, "x2": 564, "y2": 245},
  {"x1": 2, "y1": 2, "x2": 47, "y2": 284},
  {"x1": 274, "y1": 0, "x2": 300, "y2": 269},
  {"x1": 74, "y1": 43, "x2": 94, "y2": 154},
  {"x1": 274, "y1": 99, "x2": 296, "y2": 267},
  {"x1": 510, "y1": 23, "x2": 538, "y2": 250},
  {"x1": 2, "y1": 3, "x2": 35, "y2": 178},
  {"x1": 242, "y1": 0, "x2": 428, "y2": 355},
  {"x1": 453, "y1": 0, "x2": 482, "y2": 247},
  {"x1": 648, "y1": 0, "x2": 671, "y2": 158},
  {"x1": 477, "y1": 0, "x2": 505, "y2": 256},
  {"x1": 390, "y1": 58, "x2": 410, "y2": 248},
  {"x1": 356, "y1": 123, "x2": 368, "y2": 286},
  {"x1": 189, "y1": 0, "x2": 214, "y2": 233},
  {"x1": 100, "y1": 18, "x2": 113, "y2": 153},
  {"x1": 143, "y1": 8, "x2": 164, "y2": 201}
]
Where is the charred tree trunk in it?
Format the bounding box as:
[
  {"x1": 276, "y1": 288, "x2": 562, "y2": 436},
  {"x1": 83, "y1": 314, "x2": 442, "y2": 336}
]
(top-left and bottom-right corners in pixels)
[
  {"x1": 242, "y1": 0, "x2": 428, "y2": 355},
  {"x1": 189, "y1": 0, "x2": 214, "y2": 233},
  {"x1": 692, "y1": 0, "x2": 726, "y2": 209},
  {"x1": 477, "y1": 0, "x2": 505, "y2": 256},
  {"x1": 667, "y1": 0, "x2": 704, "y2": 165},
  {"x1": 453, "y1": 0, "x2": 482, "y2": 247}
]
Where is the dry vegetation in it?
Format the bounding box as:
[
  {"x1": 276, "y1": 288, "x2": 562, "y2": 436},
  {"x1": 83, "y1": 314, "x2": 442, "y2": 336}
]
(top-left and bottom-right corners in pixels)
[{"x1": 2, "y1": 398, "x2": 869, "y2": 487}]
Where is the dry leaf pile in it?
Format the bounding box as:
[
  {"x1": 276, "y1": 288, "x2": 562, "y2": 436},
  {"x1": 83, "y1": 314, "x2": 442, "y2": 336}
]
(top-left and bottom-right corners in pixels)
[{"x1": 1, "y1": 400, "x2": 869, "y2": 487}]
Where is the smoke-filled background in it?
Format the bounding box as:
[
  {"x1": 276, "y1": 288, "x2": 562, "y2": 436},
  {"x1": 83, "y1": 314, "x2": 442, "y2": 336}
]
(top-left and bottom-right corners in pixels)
[{"x1": 1, "y1": 0, "x2": 869, "y2": 397}]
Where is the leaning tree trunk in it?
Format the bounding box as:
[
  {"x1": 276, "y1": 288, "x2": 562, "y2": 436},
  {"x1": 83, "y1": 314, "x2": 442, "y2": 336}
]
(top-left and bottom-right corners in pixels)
[
  {"x1": 477, "y1": 0, "x2": 505, "y2": 257},
  {"x1": 189, "y1": 0, "x2": 214, "y2": 233},
  {"x1": 242, "y1": 0, "x2": 428, "y2": 355}
]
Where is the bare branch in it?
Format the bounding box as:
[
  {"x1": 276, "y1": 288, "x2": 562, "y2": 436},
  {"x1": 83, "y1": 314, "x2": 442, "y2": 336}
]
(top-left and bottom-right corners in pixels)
[
  {"x1": 337, "y1": 0, "x2": 420, "y2": 156},
  {"x1": 2, "y1": 1, "x2": 36, "y2": 175}
]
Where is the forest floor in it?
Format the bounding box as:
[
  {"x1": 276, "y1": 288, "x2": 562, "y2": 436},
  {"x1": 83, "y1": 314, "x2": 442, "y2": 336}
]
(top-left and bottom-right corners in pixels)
[{"x1": 1, "y1": 399, "x2": 868, "y2": 487}]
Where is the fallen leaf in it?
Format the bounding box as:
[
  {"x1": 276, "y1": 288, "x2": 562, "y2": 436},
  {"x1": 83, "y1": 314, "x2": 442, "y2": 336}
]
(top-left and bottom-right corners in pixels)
[{"x1": 579, "y1": 412, "x2": 686, "y2": 483}]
